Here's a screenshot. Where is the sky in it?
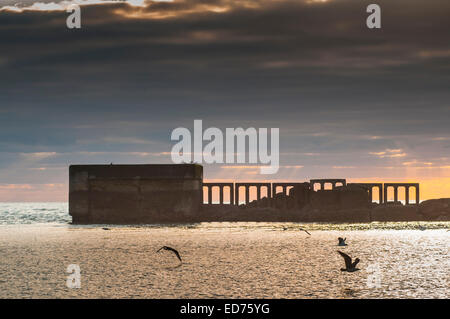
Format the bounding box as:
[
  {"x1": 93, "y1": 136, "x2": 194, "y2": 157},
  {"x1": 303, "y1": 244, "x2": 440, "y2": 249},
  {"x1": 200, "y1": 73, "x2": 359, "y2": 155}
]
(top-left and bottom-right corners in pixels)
[{"x1": 0, "y1": 0, "x2": 449, "y2": 201}]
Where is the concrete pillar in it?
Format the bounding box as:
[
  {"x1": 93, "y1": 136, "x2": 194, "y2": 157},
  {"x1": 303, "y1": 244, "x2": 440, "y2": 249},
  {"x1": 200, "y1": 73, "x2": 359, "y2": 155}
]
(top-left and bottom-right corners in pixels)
[
  {"x1": 235, "y1": 186, "x2": 240, "y2": 205},
  {"x1": 368, "y1": 188, "x2": 373, "y2": 203},
  {"x1": 282, "y1": 186, "x2": 287, "y2": 196},
  {"x1": 416, "y1": 186, "x2": 420, "y2": 205},
  {"x1": 384, "y1": 186, "x2": 388, "y2": 204},
  {"x1": 257, "y1": 186, "x2": 261, "y2": 201},
  {"x1": 379, "y1": 186, "x2": 383, "y2": 204},
  {"x1": 230, "y1": 186, "x2": 234, "y2": 205},
  {"x1": 394, "y1": 187, "x2": 398, "y2": 203},
  {"x1": 219, "y1": 186, "x2": 224, "y2": 204},
  {"x1": 332, "y1": 182, "x2": 336, "y2": 190},
  {"x1": 405, "y1": 186, "x2": 409, "y2": 205},
  {"x1": 320, "y1": 182, "x2": 325, "y2": 190},
  {"x1": 245, "y1": 185, "x2": 250, "y2": 205},
  {"x1": 208, "y1": 186, "x2": 213, "y2": 204}
]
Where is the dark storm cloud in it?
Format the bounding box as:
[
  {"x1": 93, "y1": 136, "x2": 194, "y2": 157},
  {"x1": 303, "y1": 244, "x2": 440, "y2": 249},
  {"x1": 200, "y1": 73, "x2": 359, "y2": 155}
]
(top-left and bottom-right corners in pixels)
[{"x1": 0, "y1": 0, "x2": 449, "y2": 188}]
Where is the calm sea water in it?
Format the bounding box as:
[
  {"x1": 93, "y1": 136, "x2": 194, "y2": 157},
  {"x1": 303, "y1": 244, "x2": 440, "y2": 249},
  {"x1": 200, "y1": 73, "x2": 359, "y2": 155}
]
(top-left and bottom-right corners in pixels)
[
  {"x1": 0, "y1": 203, "x2": 448, "y2": 298},
  {"x1": 0, "y1": 202, "x2": 70, "y2": 225}
]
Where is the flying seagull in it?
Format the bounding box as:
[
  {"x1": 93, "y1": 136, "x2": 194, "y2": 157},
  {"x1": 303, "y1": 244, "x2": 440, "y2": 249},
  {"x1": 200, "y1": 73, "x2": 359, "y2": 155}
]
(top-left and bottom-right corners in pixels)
[
  {"x1": 337, "y1": 251, "x2": 360, "y2": 272},
  {"x1": 338, "y1": 237, "x2": 347, "y2": 246},
  {"x1": 157, "y1": 246, "x2": 182, "y2": 262},
  {"x1": 299, "y1": 228, "x2": 311, "y2": 235}
]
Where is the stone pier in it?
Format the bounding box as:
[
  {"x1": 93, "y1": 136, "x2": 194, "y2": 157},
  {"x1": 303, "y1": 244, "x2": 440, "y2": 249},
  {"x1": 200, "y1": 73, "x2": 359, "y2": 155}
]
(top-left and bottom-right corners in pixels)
[{"x1": 69, "y1": 164, "x2": 423, "y2": 224}]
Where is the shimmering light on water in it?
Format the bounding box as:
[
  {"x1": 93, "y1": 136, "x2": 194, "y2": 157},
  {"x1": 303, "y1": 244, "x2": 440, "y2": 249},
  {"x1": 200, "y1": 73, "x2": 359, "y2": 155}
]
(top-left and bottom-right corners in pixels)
[
  {"x1": 0, "y1": 213, "x2": 448, "y2": 298},
  {"x1": 0, "y1": 202, "x2": 69, "y2": 225}
]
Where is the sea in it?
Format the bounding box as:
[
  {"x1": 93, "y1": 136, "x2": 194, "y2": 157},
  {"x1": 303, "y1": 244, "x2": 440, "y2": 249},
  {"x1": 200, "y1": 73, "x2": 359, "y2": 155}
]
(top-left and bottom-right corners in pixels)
[{"x1": 0, "y1": 202, "x2": 448, "y2": 298}]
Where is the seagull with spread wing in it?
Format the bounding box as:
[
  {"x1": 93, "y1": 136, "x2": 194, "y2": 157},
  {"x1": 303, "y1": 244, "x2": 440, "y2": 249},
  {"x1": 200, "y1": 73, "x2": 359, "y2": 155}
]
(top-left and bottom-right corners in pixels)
[
  {"x1": 157, "y1": 246, "x2": 182, "y2": 263},
  {"x1": 299, "y1": 228, "x2": 311, "y2": 235},
  {"x1": 337, "y1": 251, "x2": 360, "y2": 272},
  {"x1": 338, "y1": 237, "x2": 347, "y2": 246}
]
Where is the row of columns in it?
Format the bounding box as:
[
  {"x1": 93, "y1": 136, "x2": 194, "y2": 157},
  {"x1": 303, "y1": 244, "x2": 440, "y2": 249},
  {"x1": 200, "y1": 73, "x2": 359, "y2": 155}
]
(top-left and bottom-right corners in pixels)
[
  {"x1": 203, "y1": 183, "x2": 234, "y2": 205},
  {"x1": 203, "y1": 182, "x2": 307, "y2": 205},
  {"x1": 203, "y1": 182, "x2": 277, "y2": 205},
  {"x1": 347, "y1": 183, "x2": 420, "y2": 204},
  {"x1": 235, "y1": 183, "x2": 271, "y2": 205},
  {"x1": 310, "y1": 179, "x2": 346, "y2": 191},
  {"x1": 203, "y1": 182, "x2": 420, "y2": 205},
  {"x1": 384, "y1": 183, "x2": 420, "y2": 205}
]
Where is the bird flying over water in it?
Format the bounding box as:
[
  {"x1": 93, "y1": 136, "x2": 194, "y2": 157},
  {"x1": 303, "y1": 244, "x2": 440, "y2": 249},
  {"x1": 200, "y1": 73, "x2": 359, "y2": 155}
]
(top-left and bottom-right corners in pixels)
[
  {"x1": 338, "y1": 237, "x2": 347, "y2": 246},
  {"x1": 157, "y1": 246, "x2": 182, "y2": 262},
  {"x1": 337, "y1": 251, "x2": 360, "y2": 272}
]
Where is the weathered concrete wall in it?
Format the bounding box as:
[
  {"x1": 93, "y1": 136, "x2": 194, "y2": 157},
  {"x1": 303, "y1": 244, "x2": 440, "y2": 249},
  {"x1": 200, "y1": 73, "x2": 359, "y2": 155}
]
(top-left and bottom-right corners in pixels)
[
  {"x1": 69, "y1": 164, "x2": 203, "y2": 224},
  {"x1": 371, "y1": 204, "x2": 422, "y2": 222},
  {"x1": 418, "y1": 198, "x2": 450, "y2": 220},
  {"x1": 309, "y1": 185, "x2": 370, "y2": 210}
]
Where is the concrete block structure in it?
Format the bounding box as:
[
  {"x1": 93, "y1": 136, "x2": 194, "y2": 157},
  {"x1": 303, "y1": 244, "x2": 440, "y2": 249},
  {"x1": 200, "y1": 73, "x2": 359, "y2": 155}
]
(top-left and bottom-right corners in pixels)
[
  {"x1": 69, "y1": 164, "x2": 203, "y2": 223},
  {"x1": 69, "y1": 164, "x2": 422, "y2": 223}
]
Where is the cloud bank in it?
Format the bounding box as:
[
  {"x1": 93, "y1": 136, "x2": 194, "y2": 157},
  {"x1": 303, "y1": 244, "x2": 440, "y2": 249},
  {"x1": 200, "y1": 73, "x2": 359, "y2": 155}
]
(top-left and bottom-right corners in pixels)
[{"x1": 0, "y1": 0, "x2": 449, "y2": 200}]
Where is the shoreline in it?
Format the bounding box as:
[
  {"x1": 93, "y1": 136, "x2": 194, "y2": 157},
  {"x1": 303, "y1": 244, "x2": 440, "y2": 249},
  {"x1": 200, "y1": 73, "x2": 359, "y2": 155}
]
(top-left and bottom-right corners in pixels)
[{"x1": 2, "y1": 220, "x2": 449, "y2": 231}]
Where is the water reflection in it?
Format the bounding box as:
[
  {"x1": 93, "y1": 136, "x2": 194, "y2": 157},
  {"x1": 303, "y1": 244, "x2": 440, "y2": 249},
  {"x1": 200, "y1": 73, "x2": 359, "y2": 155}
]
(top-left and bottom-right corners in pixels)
[{"x1": 0, "y1": 223, "x2": 448, "y2": 298}]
